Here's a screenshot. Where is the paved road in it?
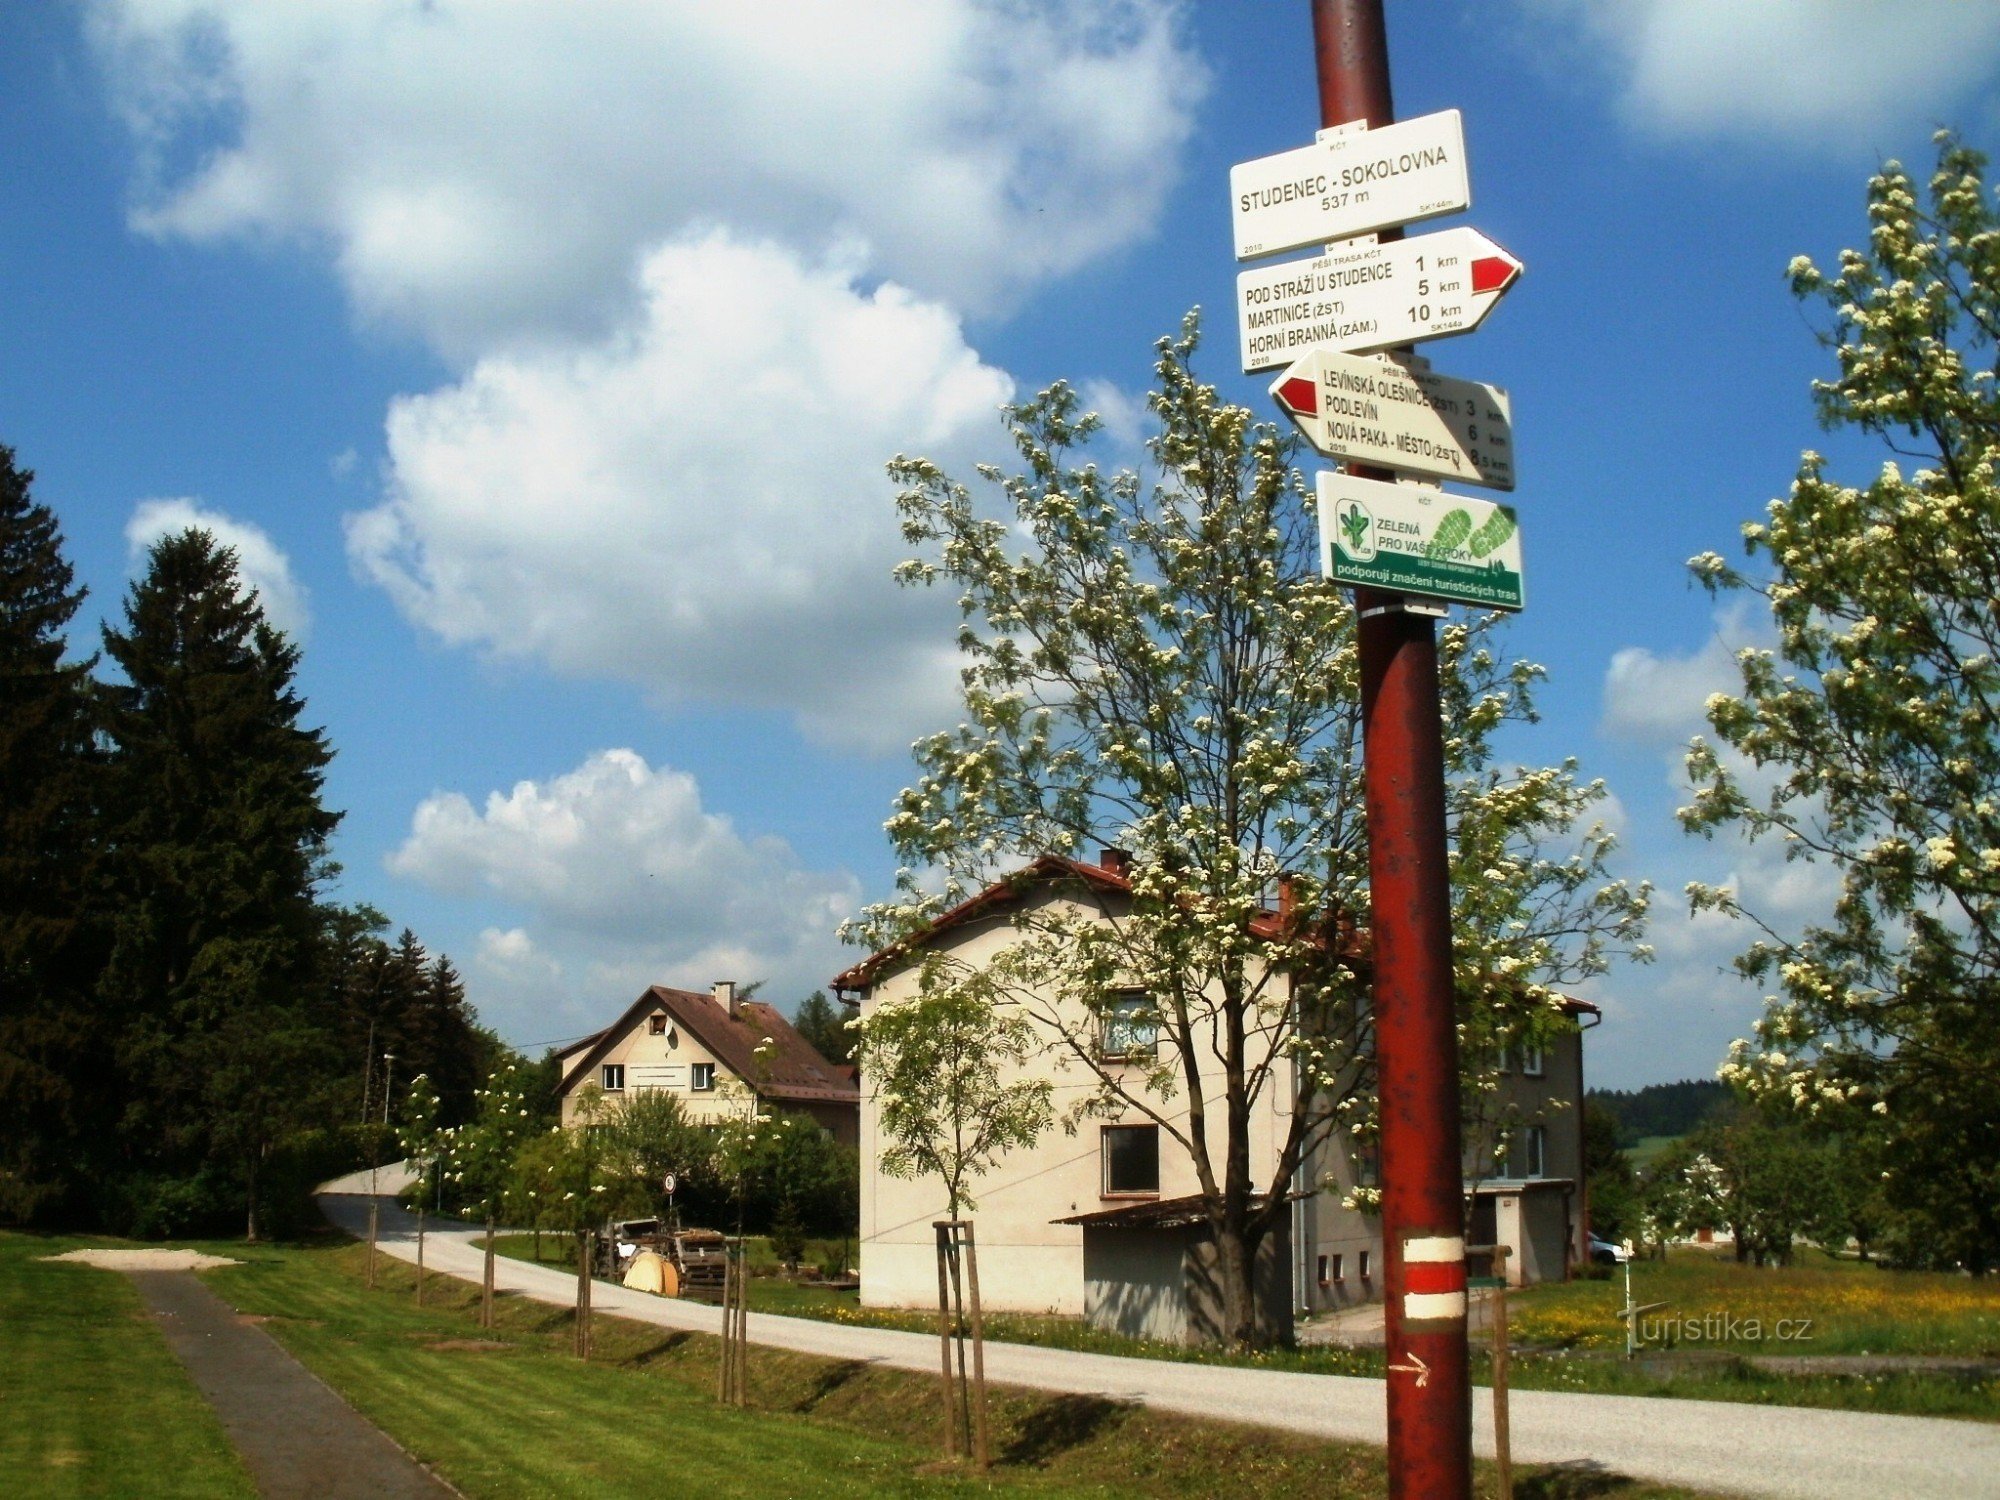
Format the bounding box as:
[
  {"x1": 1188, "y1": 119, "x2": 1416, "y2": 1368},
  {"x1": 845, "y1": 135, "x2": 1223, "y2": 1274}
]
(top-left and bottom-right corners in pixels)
[
  {"x1": 131, "y1": 1267, "x2": 454, "y2": 1499},
  {"x1": 317, "y1": 1190, "x2": 2000, "y2": 1499}
]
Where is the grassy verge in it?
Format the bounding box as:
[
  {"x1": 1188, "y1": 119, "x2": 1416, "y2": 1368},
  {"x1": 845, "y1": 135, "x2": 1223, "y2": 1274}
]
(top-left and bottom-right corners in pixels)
[
  {"x1": 0, "y1": 1232, "x2": 257, "y2": 1499},
  {"x1": 502, "y1": 1234, "x2": 1998, "y2": 1421},
  {"x1": 206, "y1": 1231, "x2": 1701, "y2": 1498}
]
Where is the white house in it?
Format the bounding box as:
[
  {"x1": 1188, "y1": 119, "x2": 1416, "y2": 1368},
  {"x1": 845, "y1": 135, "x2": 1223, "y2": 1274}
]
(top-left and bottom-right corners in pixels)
[{"x1": 832, "y1": 850, "x2": 1592, "y2": 1328}]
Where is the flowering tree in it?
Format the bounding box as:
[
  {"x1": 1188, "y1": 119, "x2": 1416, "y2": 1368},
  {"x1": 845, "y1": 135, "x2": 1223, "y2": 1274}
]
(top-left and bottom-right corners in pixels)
[
  {"x1": 860, "y1": 317, "x2": 1648, "y2": 1344},
  {"x1": 445, "y1": 1057, "x2": 537, "y2": 1326},
  {"x1": 1687, "y1": 134, "x2": 2000, "y2": 1272},
  {"x1": 397, "y1": 1073, "x2": 442, "y2": 1305}
]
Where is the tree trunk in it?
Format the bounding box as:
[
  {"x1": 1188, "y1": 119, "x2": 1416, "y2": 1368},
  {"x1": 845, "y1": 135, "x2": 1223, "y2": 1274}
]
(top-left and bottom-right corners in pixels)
[
  {"x1": 482, "y1": 1217, "x2": 496, "y2": 1328},
  {"x1": 1214, "y1": 1220, "x2": 1260, "y2": 1348},
  {"x1": 244, "y1": 1154, "x2": 260, "y2": 1244},
  {"x1": 415, "y1": 1202, "x2": 427, "y2": 1305}
]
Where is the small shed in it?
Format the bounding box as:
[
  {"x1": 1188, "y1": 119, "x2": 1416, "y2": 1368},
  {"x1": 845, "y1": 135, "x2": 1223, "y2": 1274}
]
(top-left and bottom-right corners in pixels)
[{"x1": 1055, "y1": 1196, "x2": 1294, "y2": 1347}]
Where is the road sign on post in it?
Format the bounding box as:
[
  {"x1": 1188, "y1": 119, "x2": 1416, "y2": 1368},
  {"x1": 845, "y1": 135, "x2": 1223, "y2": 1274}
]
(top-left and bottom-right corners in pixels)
[
  {"x1": 1273, "y1": 350, "x2": 1514, "y2": 489},
  {"x1": 1317, "y1": 471, "x2": 1524, "y2": 610},
  {"x1": 1231, "y1": 108, "x2": 1468, "y2": 260},
  {"x1": 1237, "y1": 226, "x2": 1522, "y2": 371}
]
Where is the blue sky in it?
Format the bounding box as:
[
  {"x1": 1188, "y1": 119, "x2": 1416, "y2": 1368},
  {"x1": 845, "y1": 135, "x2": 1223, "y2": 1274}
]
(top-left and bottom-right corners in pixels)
[{"x1": 6, "y1": 2, "x2": 1999, "y2": 1084}]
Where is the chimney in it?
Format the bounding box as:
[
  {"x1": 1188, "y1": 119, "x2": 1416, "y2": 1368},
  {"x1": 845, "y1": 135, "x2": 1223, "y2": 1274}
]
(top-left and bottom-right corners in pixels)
[
  {"x1": 713, "y1": 980, "x2": 737, "y2": 1017},
  {"x1": 1278, "y1": 873, "x2": 1298, "y2": 925},
  {"x1": 1099, "y1": 847, "x2": 1132, "y2": 879}
]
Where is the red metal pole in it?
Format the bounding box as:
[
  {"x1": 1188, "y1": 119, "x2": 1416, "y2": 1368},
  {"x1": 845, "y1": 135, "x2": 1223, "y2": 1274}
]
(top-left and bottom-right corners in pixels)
[{"x1": 1309, "y1": 3, "x2": 1472, "y2": 1496}]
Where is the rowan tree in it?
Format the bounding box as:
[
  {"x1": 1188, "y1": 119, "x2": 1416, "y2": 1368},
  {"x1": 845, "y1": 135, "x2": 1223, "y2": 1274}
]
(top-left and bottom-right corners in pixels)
[
  {"x1": 860, "y1": 316, "x2": 1648, "y2": 1344},
  {"x1": 1687, "y1": 133, "x2": 2000, "y2": 1270}
]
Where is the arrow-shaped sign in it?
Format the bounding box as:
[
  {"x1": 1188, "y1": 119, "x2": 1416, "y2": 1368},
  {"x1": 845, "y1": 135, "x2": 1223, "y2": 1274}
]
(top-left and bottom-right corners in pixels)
[
  {"x1": 1236, "y1": 226, "x2": 1522, "y2": 373},
  {"x1": 1387, "y1": 1351, "x2": 1432, "y2": 1387},
  {"x1": 1271, "y1": 350, "x2": 1514, "y2": 490}
]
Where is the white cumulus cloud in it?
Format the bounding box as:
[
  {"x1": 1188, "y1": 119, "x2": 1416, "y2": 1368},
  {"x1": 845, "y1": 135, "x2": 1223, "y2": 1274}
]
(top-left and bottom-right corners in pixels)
[
  {"x1": 389, "y1": 749, "x2": 860, "y2": 1032},
  {"x1": 346, "y1": 232, "x2": 1007, "y2": 751},
  {"x1": 125, "y1": 496, "x2": 311, "y2": 639},
  {"x1": 1528, "y1": 0, "x2": 2000, "y2": 148},
  {"x1": 90, "y1": 0, "x2": 1205, "y2": 354}
]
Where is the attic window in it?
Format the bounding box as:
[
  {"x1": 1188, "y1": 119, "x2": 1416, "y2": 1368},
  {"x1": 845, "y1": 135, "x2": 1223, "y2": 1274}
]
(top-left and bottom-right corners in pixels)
[
  {"x1": 649, "y1": 1014, "x2": 668, "y2": 1035},
  {"x1": 691, "y1": 1063, "x2": 715, "y2": 1092},
  {"x1": 602, "y1": 1064, "x2": 625, "y2": 1092}
]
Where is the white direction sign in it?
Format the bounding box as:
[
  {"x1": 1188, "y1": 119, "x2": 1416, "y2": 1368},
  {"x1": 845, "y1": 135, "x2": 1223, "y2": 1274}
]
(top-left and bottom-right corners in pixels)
[
  {"x1": 1317, "y1": 471, "x2": 1524, "y2": 612},
  {"x1": 1237, "y1": 226, "x2": 1521, "y2": 371},
  {"x1": 1231, "y1": 109, "x2": 1468, "y2": 261},
  {"x1": 1271, "y1": 351, "x2": 1514, "y2": 491}
]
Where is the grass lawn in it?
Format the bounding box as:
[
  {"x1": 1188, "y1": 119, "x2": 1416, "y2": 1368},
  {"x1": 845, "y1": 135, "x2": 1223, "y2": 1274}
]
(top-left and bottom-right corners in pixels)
[
  {"x1": 177, "y1": 1228, "x2": 1709, "y2": 1499},
  {"x1": 0, "y1": 1233, "x2": 256, "y2": 1499}
]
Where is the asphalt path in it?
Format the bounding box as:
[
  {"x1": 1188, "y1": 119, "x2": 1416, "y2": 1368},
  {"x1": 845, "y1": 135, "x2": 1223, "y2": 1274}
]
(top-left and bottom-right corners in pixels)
[{"x1": 315, "y1": 1183, "x2": 2000, "y2": 1499}]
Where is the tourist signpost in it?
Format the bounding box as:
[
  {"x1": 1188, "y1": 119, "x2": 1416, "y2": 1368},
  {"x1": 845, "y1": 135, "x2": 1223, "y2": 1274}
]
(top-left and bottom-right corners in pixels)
[
  {"x1": 1272, "y1": 350, "x2": 1514, "y2": 490},
  {"x1": 1236, "y1": 226, "x2": 1522, "y2": 372},
  {"x1": 1229, "y1": 4, "x2": 1536, "y2": 1491},
  {"x1": 1230, "y1": 108, "x2": 1469, "y2": 259}
]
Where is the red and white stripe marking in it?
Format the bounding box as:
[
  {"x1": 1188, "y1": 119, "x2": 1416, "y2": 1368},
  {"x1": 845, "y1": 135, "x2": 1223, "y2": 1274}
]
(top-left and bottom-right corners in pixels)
[{"x1": 1401, "y1": 1234, "x2": 1466, "y2": 1322}]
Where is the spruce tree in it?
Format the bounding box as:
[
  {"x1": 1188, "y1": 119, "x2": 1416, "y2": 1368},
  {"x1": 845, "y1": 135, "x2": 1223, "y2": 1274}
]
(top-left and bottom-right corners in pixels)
[
  {"x1": 99, "y1": 527, "x2": 341, "y2": 1235},
  {"x1": 0, "y1": 445, "x2": 101, "y2": 1221}
]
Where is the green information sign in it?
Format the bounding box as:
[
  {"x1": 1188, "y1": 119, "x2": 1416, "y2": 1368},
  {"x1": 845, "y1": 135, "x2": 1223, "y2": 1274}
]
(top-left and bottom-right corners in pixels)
[{"x1": 1316, "y1": 470, "x2": 1524, "y2": 612}]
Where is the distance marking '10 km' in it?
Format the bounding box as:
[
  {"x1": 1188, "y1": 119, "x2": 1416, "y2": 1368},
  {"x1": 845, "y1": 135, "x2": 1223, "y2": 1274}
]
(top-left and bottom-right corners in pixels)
[
  {"x1": 1271, "y1": 350, "x2": 1514, "y2": 491},
  {"x1": 1317, "y1": 470, "x2": 1524, "y2": 612},
  {"x1": 1237, "y1": 226, "x2": 1522, "y2": 372},
  {"x1": 1231, "y1": 109, "x2": 1469, "y2": 261}
]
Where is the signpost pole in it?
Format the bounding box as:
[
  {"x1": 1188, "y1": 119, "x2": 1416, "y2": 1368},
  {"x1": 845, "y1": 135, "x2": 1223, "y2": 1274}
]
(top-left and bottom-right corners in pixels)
[{"x1": 1310, "y1": 2, "x2": 1473, "y2": 1495}]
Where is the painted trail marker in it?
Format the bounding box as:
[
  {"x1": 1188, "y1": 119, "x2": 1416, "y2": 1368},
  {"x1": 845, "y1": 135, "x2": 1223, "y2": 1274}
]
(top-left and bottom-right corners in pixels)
[
  {"x1": 1238, "y1": 226, "x2": 1521, "y2": 371},
  {"x1": 1317, "y1": 471, "x2": 1524, "y2": 612},
  {"x1": 1273, "y1": 350, "x2": 1514, "y2": 490},
  {"x1": 1232, "y1": 109, "x2": 1468, "y2": 261}
]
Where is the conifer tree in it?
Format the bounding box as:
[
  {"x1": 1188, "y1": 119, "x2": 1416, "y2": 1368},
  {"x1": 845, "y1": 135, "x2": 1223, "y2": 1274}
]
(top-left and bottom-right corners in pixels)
[
  {"x1": 98, "y1": 527, "x2": 341, "y2": 1234},
  {"x1": 0, "y1": 445, "x2": 102, "y2": 1220}
]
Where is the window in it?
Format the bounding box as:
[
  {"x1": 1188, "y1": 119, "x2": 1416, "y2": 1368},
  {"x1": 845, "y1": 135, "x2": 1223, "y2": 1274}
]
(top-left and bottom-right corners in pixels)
[
  {"x1": 690, "y1": 1062, "x2": 715, "y2": 1092},
  {"x1": 1317, "y1": 1254, "x2": 1330, "y2": 1286},
  {"x1": 1101, "y1": 1124, "x2": 1160, "y2": 1196},
  {"x1": 601, "y1": 1064, "x2": 625, "y2": 1091},
  {"x1": 1331, "y1": 1252, "x2": 1344, "y2": 1284},
  {"x1": 1100, "y1": 989, "x2": 1157, "y2": 1061},
  {"x1": 1358, "y1": 1249, "x2": 1371, "y2": 1281},
  {"x1": 649, "y1": 1014, "x2": 668, "y2": 1036},
  {"x1": 1520, "y1": 1043, "x2": 1545, "y2": 1077},
  {"x1": 1512, "y1": 1124, "x2": 1546, "y2": 1179}
]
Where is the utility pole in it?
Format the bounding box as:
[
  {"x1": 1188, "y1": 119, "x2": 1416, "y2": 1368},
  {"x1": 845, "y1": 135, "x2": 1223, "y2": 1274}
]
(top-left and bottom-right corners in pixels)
[{"x1": 1310, "y1": 2, "x2": 1473, "y2": 1494}]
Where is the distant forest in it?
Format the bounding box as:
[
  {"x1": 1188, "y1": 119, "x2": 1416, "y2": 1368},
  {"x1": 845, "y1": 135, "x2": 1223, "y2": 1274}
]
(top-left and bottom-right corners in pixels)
[{"x1": 1586, "y1": 1079, "x2": 1733, "y2": 1148}]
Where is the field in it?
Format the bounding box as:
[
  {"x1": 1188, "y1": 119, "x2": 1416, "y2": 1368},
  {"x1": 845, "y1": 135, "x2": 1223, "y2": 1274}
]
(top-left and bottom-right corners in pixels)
[{"x1": 1, "y1": 1227, "x2": 1715, "y2": 1500}]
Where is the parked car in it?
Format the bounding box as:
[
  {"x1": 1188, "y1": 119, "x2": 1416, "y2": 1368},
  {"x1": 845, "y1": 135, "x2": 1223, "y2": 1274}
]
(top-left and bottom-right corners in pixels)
[{"x1": 1588, "y1": 1234, "x2": 1632, "y2": 1265}]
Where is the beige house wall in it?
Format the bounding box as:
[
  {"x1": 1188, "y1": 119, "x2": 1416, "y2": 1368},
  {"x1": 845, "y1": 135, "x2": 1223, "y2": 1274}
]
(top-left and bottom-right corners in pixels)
[
  {"x1": 858, "y1": 888, "x2": 1296, "y2": 1317},
  {"x1": 558, "y1": 1019, "x2": 749, "y2": 1129}
]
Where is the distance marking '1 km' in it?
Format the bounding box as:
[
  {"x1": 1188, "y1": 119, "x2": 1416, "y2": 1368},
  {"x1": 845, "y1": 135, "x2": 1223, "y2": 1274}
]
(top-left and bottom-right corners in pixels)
[
  {"x1": 1237, "y1": 226, "x2": 1522, "y2": 372},
  {"x1": 1317, "y1": 471, "x2": 1524, "y2": 612},
  {"x1": 1231, "y1": 109, "x2": 1469, "y2": 261},
  {"x1": 1272, "y1": 350, "x2": 1514, "y2": 491}
]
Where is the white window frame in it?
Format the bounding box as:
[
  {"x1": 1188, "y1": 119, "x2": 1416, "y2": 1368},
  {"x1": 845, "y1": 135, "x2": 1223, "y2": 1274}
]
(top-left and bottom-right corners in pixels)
[
  {"x1": 601, "y1": 1063, "x2": 625, "y2": 1092},
  {"x1": 1518, "y1": 1123, "x2": 1546, "y2": 1179},
  {"x1": 690, "y1": 1062, "x2": 715, "y2": 1092},
  {"x1": 1520, "y1": 1042, "x2": 1545, "y2": 1077}
]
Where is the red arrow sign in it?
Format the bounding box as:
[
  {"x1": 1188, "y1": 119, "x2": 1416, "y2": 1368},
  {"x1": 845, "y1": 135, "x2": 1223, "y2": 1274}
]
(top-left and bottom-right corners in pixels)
[
  {"x1": 1471, "y1": 253, "x2": 1520, "y2": 295},
  {"x1": 1274, "y1": 376, "x2": 1318, "y2": 417}
]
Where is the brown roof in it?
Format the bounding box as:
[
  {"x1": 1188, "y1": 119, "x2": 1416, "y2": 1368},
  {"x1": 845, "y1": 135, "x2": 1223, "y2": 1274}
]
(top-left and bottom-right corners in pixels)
[
  {"x1": 560, "y1": 986, "x2": 858, "y2": 1107},
  {"x1": 830, "y1": 851, "x2": 1601, "y2": 1019}
]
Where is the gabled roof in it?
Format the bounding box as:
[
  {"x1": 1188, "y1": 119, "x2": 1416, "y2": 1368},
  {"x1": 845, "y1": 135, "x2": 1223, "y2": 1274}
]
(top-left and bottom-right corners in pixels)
[
  {"x1": 559, "y1": 985, "x2": 858, "y2": 1107},
  {"x1": 829, "y1": 851, "x2": 1601, "y2": 1019}
]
